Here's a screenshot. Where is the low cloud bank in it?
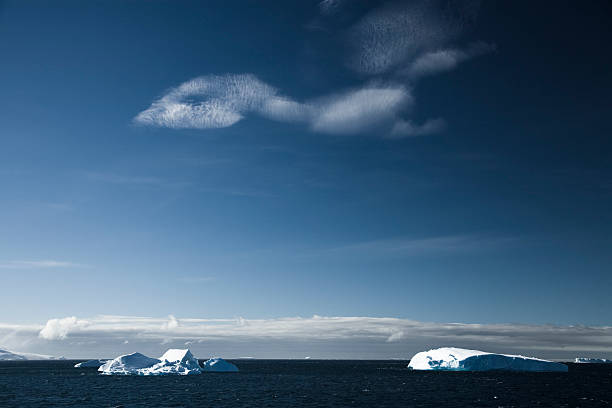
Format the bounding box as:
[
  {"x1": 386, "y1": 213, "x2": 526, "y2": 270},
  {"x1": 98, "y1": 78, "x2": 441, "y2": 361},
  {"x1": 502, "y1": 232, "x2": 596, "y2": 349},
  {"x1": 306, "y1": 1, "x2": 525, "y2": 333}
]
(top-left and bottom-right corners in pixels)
[{"x1": 1, "y1": 315, "x2": 610, "y2": 359}]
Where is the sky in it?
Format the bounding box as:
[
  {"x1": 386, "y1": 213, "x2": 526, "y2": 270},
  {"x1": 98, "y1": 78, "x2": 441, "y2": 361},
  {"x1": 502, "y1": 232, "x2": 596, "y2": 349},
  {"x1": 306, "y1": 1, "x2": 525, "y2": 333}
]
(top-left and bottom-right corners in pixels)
[{"x1": 0, "y1": 0, "x2": 611, "y2": 359}]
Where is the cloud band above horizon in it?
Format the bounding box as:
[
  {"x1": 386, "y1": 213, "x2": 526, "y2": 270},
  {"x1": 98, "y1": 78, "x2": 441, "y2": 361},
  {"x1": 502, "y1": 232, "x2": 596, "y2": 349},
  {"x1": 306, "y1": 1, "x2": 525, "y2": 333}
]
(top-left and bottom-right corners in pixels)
[{"x1": 1, "y1": 315, "x2": 610, "y2": 360}]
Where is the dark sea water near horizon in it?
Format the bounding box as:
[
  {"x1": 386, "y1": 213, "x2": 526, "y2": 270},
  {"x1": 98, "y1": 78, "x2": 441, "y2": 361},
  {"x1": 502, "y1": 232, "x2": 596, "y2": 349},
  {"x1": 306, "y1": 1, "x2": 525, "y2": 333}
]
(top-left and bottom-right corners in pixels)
[{"x1": 1, "y1": 360, "x2": 611, "y2": 407}]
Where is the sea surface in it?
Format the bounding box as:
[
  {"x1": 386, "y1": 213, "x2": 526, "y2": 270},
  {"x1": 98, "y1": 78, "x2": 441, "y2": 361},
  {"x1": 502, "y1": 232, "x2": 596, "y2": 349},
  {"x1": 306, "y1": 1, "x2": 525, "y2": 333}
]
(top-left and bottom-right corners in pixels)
[{"x1": 1, "y1": 360, "x2": 611, "y2": 407}]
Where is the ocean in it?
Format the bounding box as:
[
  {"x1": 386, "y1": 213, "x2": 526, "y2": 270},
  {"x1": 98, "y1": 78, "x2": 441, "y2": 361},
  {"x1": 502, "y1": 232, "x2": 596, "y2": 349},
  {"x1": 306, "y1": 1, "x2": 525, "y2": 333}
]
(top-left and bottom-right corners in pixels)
[{"x1": 1, "y1": 360, "x2": 610, "y2": 407}]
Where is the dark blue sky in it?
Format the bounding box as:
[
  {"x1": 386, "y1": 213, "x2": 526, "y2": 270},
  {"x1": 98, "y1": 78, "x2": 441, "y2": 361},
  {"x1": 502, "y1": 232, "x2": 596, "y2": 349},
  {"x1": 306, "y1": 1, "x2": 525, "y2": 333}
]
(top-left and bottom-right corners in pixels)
[{"x1": 1, "y1": 0, "x2": 611, "y2": 341}]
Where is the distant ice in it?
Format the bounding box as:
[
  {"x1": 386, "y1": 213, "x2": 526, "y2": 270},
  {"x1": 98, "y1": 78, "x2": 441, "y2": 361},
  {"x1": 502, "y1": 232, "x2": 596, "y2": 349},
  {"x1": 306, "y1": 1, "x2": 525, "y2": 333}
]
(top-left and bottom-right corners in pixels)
[
  {"x1": 408, "y1": 347, "x2": 568, "y2": 372},
  {"x1": 575, "y1": 357, "x2": 612, "y2": 364},
  {"x1": 0, "y1": 349, "x2": 27, "y2": 361},
  {"x1": 0, "y1": 348, "x2": 62, "y2": 361},
  {"x1": 201, "y1": 357, "x2": 239, "y2": 372},
  {"x1": 74, "y1": 359, "x2": 108, "y2": 368}
]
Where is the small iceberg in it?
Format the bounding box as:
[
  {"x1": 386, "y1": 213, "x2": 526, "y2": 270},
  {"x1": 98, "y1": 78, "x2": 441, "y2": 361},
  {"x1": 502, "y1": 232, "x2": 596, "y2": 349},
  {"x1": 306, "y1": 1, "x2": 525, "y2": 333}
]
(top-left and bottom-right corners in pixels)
[
  {"x1": 201, "y1": 357, "x2": 239, "y2": 372},
  {"x1": 74, "y1": 359, "x2": 109, "y2": 368},
  {"x1": 575, "y1": 357, "x2": 612, "y2": 364},
  {"x1": 408, "y1": 347, "x2": 568, "y2": 372}
]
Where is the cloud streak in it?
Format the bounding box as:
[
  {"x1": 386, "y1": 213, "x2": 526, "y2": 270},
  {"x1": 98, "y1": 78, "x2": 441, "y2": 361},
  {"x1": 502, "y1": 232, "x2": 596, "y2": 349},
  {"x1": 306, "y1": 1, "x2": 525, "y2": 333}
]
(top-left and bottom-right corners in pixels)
[{"x1": 0, "y1": 260, "x2": 83, "y2": 269}]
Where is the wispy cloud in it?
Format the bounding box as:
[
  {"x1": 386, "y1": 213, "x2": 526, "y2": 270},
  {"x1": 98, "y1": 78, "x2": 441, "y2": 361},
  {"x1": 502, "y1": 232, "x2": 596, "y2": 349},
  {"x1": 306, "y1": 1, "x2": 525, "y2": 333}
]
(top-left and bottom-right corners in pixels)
[
  {"x1": 346, "y1": 0, "x2": 482, "y2": 75},
  {"x1": 177, "y1": 276, "x2": 216, "y2": 284},
  {"x1": 134, "y1": 2, "x2": 492, "y2": 138},
  {"x1": 84, "y1": 172, "x2": 191, "y2": 189},
  {"x1": 390, "y1": 118, "x2": 447, "y2": 138},
  {"x1": 1, "y1": 315, "x2": 610, "y2": 359},
  {"x1": 320, "y1": 234, "x2": 516, "y2": 258},
  {"x1": 135, "y1": 74, "x2": 415, "y2": 137},
  {"x1": 0, "y1": 260, "x2": 83, "y2": 269},
  {"x1": 404, "y1": 41, "x2": 496, "y2": 79}
]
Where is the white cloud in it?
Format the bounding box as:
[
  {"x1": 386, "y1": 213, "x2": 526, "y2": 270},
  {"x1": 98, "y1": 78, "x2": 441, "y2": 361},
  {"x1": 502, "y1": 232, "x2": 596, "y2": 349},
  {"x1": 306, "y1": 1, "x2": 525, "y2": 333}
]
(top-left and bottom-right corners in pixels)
[
  {"x1": 39, "y1": 317, "x2": 89, "y2": 340},
  {"x1": 135, "y1": 74, "x2": 278, "y2": 129},
  {"x1": 312, "y1": 86, "x2": 411, "y2": 134},
  {"x1": 135, "y1": 74, "x2": 413, "y2": 136},
  {"x1": 390, "y1": 118, "x2": 446, "y2": 138},
  {"x1": 0, "y1": 260, "x2": 83, "y2": 269},
  {"x1": 405, "y1": 42, "x2": 496, "y2": 79}
]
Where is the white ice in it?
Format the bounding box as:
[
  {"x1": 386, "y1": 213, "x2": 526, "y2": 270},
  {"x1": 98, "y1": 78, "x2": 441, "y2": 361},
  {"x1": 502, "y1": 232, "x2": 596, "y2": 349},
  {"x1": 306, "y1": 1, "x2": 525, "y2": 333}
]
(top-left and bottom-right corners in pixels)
[
  {"x1": 575, "y1": 357, "x2": 612, "y2": 364},
  {"x1": 408, "y1": 347, "x2": 568, "y2": 372},
  {"x1": 74, "y1": 359, "x2": 109, "y2": 368},
  {"x1": 201, "y1": 357, "x2": 239, "y2": 372},
  {"x1": 98, "y1": 349, "x2": 238, "y2": 375},
  {"x1": 98, "y1": 352, "x2": 162, "y2": 375},
  {"x1": 0, "y1": 348, "x2": 62, "y2": 361}
]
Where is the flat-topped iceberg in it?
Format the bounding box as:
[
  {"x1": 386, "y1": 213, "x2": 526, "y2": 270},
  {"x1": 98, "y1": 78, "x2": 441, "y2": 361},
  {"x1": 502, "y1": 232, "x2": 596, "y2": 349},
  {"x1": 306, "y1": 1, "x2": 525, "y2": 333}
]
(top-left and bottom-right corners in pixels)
[
  {"x1": 74, "y1": 359, "x2": 108, "y2": 368},
  {"x1": 201, "y1": 357, "x2": 239, "y2": 372},
  {"x1": 408, "y1": 347, "x2": 568, "y2": 372},
  {"x1": 575, "y1": 357, "x2": 612, "y2": 364}
]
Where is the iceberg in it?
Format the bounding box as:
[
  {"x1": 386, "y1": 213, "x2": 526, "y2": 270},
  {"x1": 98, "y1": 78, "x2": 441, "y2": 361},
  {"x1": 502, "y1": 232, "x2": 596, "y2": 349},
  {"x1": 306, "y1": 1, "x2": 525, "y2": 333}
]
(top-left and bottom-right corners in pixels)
[
  {"x1": 98, "y1": 349, "x2": 235, "y2": 375},
  {"x1": 201, "y1": 357, "x2": 239, "y2": 372},
  {"x1": 98, "y1": 352, "x2": 162, "y2": 375},
  {"x1": 74, "y1": 359, "x2": 109, "y2": 368},
  {"x1": 575, "y1": 357, "x2": 612, "y2": 364},
  {"x1": 140, "y1": 349, "x2": 202, "y2": 375},
  {"x1": 408, "y1": 347, "x2": 568, "y2": 372}
]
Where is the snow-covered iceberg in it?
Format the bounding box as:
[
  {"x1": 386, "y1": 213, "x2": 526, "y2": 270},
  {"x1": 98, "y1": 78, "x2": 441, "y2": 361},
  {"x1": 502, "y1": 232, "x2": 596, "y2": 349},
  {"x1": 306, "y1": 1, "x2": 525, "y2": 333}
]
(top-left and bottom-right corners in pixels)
[
  {"x1": 74, "y1": 359, "x2": 109, "y2": 368},
  {"x1": 98, "y1": 352, "x2": 162, "y2": 375},
  {"x1": 98, "y1": 349, "x2": 239, "y2": 375},
  {"x1": 201, "y1": 357, "x2": 239, "y2": 372},
  {"x1": 575, "y1": 357, "x2": 612, "y2": 364},
  {"x1": 141, "y1": 349, "x2": 202, "y2": 375},
  {"x1": 408, "y1": 347, "x2": 568, "y2": 372}
]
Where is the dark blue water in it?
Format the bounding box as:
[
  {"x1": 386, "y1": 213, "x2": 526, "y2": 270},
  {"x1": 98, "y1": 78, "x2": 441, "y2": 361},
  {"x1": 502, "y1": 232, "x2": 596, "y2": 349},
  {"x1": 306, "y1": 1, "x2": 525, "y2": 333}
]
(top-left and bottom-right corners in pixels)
[{"x1": 1, "y1": 360, "x2": 610, "y2": 407}]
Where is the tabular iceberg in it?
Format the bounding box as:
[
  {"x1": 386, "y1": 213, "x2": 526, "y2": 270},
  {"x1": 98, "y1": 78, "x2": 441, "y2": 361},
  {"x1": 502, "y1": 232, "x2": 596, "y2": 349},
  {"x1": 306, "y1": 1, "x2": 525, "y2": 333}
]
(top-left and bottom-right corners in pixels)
[
  {"x1": 575, "y1": 357, "x2": 612, "y2": 364},
  {"x1": 201, "y1": 357, "x2": 239, "y2": 372},
  {"x1": 74, "y1": 359, "x2": 109, "y2": 368},
  {"x1": 408, "y1": 347, "x2": 568, "y2": 372}
]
